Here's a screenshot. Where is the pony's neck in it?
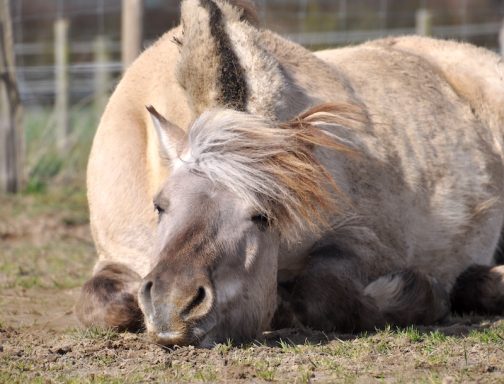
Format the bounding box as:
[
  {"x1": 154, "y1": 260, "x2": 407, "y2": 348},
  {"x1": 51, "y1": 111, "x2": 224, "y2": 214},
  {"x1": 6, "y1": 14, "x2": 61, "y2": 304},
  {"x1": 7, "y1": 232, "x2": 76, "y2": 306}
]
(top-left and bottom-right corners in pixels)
[{"x1": 228, "y1": 26, "x2": 360, "y2": 122}]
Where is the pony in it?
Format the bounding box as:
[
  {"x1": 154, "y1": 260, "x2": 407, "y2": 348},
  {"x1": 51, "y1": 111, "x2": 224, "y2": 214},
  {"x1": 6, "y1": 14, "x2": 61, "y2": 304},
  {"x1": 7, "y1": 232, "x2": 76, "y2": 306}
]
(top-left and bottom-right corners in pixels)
[{"x1": 77, "y1": 0, "x2": 504, "y2": 346}]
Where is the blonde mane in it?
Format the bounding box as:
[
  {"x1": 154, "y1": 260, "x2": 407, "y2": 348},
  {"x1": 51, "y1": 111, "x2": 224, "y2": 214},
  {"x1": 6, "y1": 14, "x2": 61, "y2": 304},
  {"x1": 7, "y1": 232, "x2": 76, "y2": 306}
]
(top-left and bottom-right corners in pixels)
[{"x1": 180, "y1": 104, "x2": 366, "y2": 241}]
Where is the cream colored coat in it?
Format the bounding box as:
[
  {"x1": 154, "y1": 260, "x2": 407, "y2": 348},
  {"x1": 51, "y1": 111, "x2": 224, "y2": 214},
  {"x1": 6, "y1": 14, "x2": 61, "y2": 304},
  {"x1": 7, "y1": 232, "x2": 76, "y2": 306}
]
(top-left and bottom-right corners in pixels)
[{"x1": 87, "y1": 27, "x2": 504, "y2": 287}]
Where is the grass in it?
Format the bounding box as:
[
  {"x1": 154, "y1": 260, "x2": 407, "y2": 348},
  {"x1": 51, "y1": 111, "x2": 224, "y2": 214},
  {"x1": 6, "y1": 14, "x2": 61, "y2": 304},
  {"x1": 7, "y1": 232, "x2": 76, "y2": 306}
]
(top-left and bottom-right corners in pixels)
[
  {"x1": 0, "y1": 105, "x2": 98, "y2": 291},
  {"x1": 1, "y1": 319, "x2": 504, "y2": 383},
  {"x1": 70, "y1": 326, "x2": 120, "y2": 342},
  {"x1": 24, "y1": 104, "x2": 98, "y2": 193},
  {"x1": 0, "y1": 188, "x2": 94, "y2": 291}
]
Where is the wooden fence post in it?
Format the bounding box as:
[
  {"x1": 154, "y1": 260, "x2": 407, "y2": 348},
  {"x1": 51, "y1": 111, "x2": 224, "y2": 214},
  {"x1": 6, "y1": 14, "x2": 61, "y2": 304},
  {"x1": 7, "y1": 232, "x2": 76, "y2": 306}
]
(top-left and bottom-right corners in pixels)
[
  {"x1": 415, "y1": 8, "x2": 432, "y2": 36},
  {"x1": 93, "y1": 35, "x2": 110, "y2": 114},
  {"x1": 0, "y1": 0, "x2": 22, "y2": 193},
  {"x1": 121, "y1": 0, "x2": 143, "y2": 71},
  {"x1": 54, "y1": 18, "x2": 69, "y2": 153},
  {"x1": 499, "y1": 19, "x2": 504, "y2": 56}
]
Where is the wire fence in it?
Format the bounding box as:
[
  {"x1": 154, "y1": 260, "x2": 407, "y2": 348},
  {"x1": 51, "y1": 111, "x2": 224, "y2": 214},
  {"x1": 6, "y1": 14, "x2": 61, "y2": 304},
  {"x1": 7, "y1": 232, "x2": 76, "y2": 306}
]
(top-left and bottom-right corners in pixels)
[
  {"x1": 11, "y1": 1, "x2": 504, "y2": 104},
  {"x1": 5, "y1": 0, "x2": 504, "y2": 190}
]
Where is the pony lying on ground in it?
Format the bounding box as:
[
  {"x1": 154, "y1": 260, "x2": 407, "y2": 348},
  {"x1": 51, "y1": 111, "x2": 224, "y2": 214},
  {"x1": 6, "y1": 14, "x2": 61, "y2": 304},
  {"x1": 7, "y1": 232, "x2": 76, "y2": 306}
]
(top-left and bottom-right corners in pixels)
[{"x1": 77, "y1": 0, "x2": 504, "y2": 346}]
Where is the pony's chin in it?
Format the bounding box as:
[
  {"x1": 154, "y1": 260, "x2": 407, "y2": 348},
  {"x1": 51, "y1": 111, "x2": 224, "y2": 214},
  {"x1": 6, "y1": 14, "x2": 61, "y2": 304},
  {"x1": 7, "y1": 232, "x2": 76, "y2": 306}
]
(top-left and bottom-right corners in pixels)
[{"x1": 149, "y1": 327, "x2": 210, "y2": 347}]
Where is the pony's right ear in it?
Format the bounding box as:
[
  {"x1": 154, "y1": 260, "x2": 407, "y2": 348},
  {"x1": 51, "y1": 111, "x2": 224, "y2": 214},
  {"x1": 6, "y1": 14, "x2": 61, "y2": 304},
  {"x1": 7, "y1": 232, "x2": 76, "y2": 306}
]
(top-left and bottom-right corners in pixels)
[
  {"x1": 146, "y1": 105, "x2": 186, "y2": 163},
  {"x1": 227, "y1": 0, "x2": 259, "y2": 26}
]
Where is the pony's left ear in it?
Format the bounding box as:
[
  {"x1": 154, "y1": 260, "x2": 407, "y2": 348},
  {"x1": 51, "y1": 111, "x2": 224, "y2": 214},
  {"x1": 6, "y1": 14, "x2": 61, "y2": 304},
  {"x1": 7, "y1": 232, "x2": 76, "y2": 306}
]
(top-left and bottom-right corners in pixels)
[
  {"x1": 224, "y1": 0, "x2": 259, "y2": 26},
  {"x1": 146, "y1": 105, "x2": 186, "y2": 163}
]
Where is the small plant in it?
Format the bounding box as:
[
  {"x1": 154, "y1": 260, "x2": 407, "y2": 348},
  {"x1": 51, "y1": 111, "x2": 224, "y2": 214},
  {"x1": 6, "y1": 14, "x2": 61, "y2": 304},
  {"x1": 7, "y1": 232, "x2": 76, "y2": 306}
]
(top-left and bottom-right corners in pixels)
[
  {"x1": 70, "y1": 326, "x2": 119, "y2": 341},
  {"x1": 256, "y1": 368, "x2": 275, "y2": 382},
  {"x1": 468, "y1": 328, "x2": 504, "y2": 344},
  {"x1": 425, "y1": 330, "x2": 448, "y2": 345},
  {"x1": 214, "y1": 338, "x2": 234, "y2": 354},
  {"x1": 255, "y1": 361, "x2": 276, "y2": 382},
  {"x1": 277, "y1": 338, "x2": 302, "y2": 353},
  {"x1": 297, "y1": 368, "x2": 313, "y2": 384},
  {"x1": 401, "y1": 326, "x2": 423, "y2": 343},
  {"x1": 194, "y1": 367, "x2": 218, "y2": 382}
]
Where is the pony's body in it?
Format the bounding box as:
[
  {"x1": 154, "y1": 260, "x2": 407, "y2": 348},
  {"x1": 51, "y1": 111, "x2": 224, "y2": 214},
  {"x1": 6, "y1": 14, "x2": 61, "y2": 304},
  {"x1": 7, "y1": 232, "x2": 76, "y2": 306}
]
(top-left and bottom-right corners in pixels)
[
  {"x1": 80, "y1": 0, "x2": 504, "y2": 343},
  {"x1": 302, "y1": 38, "x2": 504, "y2": 284}
]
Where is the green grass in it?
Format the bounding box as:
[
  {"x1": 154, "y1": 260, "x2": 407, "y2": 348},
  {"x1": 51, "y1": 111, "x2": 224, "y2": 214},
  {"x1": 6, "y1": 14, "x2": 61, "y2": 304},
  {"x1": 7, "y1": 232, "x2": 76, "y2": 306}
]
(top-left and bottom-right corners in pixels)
[
  {"x1": 254, "y1": 361, "x2": 276, "y2": 381},
  {"x1": 1, "y1": 321, "x2": 504, "y2": 383},
  {"x1": 69, "y1": 326, "x2": 120, "y2": 342},
  {"x1": 468, "y1": 326, "x2": 504, "y2": 344},
  {"x1": 24, "y1": 104, "x2": 98, "y2": 193},
  {"x1": 0, "y1": 188, "x2": 93, "y2": 290}
]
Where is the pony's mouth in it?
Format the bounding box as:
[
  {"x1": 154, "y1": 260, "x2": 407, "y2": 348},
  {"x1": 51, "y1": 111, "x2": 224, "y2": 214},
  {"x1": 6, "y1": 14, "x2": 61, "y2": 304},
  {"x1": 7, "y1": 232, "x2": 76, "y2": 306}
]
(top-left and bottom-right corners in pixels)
[{"x1": 148, "y1": 316, "x2": 217, "y2": 347}]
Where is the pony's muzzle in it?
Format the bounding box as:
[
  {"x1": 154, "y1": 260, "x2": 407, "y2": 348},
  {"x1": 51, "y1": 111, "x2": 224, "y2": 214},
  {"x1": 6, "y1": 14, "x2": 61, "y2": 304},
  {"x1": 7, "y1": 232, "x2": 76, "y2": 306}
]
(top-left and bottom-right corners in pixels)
[{"x1": 138, "y1": 267, "x2": 214, "y2": 346}]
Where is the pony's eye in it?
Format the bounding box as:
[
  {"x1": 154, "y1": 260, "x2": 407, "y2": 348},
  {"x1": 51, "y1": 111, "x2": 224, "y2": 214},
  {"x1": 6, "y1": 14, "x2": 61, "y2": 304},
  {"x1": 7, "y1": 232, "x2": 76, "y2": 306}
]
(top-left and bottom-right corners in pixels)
[
  {"x1": 251, "y1": 214, "x2": 269, "y2": 231},
  {"x1": 154, "y1": 202, "x2": 165, "y2": 216}
]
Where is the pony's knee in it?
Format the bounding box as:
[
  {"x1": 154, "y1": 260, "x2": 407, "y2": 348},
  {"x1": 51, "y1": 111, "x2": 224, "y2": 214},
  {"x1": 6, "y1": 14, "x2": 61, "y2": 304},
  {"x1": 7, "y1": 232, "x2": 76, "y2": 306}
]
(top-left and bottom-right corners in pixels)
[
  {"x1": 278, "y1": 261, "x2": 384, "y2": 333},
  {"x1": 451, "y1": 265, "x2": 504, "y2": 315},
  {"x1": 76, "y1": 263, "x2": 143, "y2": 332},
  {"x1": 364, "y1": 270, "x2": 450, "y2": 326}
]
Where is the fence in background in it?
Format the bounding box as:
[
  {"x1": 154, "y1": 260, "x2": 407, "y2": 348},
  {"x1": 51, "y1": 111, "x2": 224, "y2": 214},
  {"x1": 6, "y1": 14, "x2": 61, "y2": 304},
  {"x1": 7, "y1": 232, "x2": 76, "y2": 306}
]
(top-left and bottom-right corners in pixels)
[
  {"x1": 500, "y1": 19, "x2": 504, "y2": 54},
  {"x1": 12, "y1": 1, "x2": 504, "y2": 106},
  {"x1": 3, "y1": 0, "x2": 504, "y2": 191},
  {"x1": 0, "y1": 0, "x2": 22, "y2": 193}
]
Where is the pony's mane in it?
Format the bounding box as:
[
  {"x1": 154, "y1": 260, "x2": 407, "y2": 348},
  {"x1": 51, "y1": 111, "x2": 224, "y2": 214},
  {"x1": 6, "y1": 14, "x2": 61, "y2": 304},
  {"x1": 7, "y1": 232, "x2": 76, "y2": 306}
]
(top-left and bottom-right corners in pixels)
[{"x1": 183, "y1": 104, "x2": 365, "y2": 241}]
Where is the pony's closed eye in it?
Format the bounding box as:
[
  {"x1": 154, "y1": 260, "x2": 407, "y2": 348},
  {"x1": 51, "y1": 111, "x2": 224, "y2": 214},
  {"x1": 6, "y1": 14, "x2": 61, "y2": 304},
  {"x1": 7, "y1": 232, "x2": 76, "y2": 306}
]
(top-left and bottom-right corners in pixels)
[
  {"x1": 251, "y1": 213, "x2": 270, "y2": 231},
  {"x1": 154, "y1": 203, "x2": 165, "y2": 215},
  {"x1": 153, "y1": 198, "x2": 169, "y2": 218}
]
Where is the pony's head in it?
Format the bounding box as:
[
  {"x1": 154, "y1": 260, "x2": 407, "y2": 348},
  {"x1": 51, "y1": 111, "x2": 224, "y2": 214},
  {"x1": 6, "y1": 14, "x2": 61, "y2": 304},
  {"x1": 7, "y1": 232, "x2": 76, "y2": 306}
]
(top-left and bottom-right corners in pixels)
[{"x1": 138, "y1": 105, "x2": 360, "y2": 346}]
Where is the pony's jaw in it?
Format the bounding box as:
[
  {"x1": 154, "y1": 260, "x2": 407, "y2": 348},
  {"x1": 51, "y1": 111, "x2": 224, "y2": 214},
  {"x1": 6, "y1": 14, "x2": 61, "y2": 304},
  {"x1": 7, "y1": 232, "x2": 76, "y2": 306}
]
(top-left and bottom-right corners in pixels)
[{"x1": 141, "y1": 242, "x2": 280, "y2": 347}]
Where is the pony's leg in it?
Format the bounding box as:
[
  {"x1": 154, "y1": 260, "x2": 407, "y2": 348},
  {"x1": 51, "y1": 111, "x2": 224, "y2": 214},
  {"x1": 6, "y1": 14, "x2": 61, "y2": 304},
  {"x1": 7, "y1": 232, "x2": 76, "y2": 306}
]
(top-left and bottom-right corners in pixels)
[
  {"x1": 75, "y1": 263, "x2": 143, "y2": 331},
  {"x1": 274, "y1": 257, "x2": 386, "y2": 333},
  {"x1": 450, "y1": 265, "x2": 504, "y2": 315},
  {"x1": 363, "y1": 269, "x2": 450, "y2": 326}
]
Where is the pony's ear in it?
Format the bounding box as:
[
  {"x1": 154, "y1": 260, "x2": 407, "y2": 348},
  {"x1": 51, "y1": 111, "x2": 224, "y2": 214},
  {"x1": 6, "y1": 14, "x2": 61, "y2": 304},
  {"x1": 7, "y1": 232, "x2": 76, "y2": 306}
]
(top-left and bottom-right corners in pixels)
[
  {"x1": 226, "y1": 0, "x2": 259, "y2": 26},
  {"x1": 146, "y1": 105, "x2": 186, "y2": 162},
  {"x1": 177, "y1": 0, "x2": 251, "y2": 114},
  {"x1": 176, "y1": 0, "x2": 305, "y2": 120}
]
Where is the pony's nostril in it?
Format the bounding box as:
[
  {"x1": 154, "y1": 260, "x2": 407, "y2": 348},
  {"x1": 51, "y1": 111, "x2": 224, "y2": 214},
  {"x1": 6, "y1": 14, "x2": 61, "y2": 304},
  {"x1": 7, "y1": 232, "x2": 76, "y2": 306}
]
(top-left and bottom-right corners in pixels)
[
  {"x1": 194, "y1": 286, "x2": 206, "y2": 306},
  {"x1": 180, "y1": 286, "x2": 208, "y2": 320},
  {"x1": 142, "y1": 280, "x2": 154, "y2": 304}
]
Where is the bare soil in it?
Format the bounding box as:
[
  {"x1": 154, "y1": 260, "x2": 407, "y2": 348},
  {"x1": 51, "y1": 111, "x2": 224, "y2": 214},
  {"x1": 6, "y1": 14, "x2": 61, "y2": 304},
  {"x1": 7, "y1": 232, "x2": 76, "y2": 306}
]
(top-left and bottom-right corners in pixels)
[{"x1": 1, "y1": 192, "x2": 504, "y2": 383}]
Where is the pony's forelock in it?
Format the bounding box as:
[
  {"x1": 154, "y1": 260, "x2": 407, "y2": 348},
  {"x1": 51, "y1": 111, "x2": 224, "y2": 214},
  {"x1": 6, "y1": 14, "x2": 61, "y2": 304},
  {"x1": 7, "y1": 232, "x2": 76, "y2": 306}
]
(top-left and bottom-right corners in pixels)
[{"x1": 181, "y1": 104, "x2": 364, "y2": 242}]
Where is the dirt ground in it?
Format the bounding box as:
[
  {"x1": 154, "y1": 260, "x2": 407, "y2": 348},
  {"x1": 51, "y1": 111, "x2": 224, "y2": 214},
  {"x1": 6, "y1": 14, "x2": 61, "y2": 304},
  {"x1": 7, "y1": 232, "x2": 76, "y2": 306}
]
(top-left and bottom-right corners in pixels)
[{"x1": 1, "y1": 191, "x2": 504, "y2": 383}]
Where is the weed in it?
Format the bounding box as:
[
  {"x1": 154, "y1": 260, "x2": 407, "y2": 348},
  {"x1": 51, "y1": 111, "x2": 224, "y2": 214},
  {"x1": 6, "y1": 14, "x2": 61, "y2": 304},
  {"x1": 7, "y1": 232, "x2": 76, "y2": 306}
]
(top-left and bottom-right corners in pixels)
[
  {"x1": 70, "y1": 326, "x2": 119, "y2": 341},
  {"x1": 214, "y1": 339, "x2": 234, "y2": 354},
  {"x1": 425, "y1": 330, "x2": 448, "y2": 345},
  {"x1": 401, "y1": 326, "x2": 422, "y2": 343},
  {"x1": 277, "y1": 338, "x2": 303, "y2": 353},
  {"x1": 297, "y1": 368, "x2": 313, "y2": 384},
  {"x1": 194, "y1": 368, "x2": 218, "y2": 382},
  {"x1": 255, "y1": 361, "x2": 276, "y2": 382}
]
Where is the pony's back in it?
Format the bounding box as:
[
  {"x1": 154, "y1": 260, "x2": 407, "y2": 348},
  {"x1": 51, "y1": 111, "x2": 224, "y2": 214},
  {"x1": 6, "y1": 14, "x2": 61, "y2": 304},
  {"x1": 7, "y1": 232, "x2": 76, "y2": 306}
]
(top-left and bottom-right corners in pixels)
[{"x1": 317, "y1": 36, "x2": 504, "y2": 148}]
